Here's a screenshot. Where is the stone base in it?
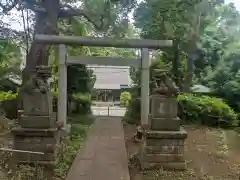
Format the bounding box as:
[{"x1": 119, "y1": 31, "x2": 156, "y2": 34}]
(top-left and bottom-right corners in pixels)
[
  {"x1": 140, "y1": 127, "x2": 187, "y2": 170},
  {"x1": 60, "y1": 124, "x2": 71, "y2": 138},
  {"x1": 140, "y1": 161, "x2": 187, "y2": 170},
  {"x1": 151, "y1": 117, "x2": 180, "y2": 131},
  {"x1": 12, "y1": 127, "x2": 60, "y2": 163},
  {"x1": 19, "y1": 115, "x2": 56, "y2": 129}
]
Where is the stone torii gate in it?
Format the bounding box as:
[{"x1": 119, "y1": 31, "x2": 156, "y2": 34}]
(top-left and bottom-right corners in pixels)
[{"x1": 34, "y1": 35, "x2": 173, "y2": 129}]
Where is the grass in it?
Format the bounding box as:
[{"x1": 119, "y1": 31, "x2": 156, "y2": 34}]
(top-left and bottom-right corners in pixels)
[
  {"x1": 54, "y1": 114, "x2": 93, "y2": 179},
  {"x1": 0, "y1": 113, "x2": 94, "y2": 180}
]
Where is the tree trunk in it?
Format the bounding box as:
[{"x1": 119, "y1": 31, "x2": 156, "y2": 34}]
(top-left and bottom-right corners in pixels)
[
  {"x1": 23, "y1": 0, "x2": 60, "y2": 83},
  {"x1": 172, "y1": 39, "x2": 180, "y2": 89},
  {"x1": 183, "y1": 13, "x2": 201, "y2": 92}
]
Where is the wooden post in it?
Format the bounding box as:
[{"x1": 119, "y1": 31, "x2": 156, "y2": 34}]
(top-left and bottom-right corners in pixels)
[
  {"x1": 141, "y1": 48, "x2": 150, "y2": 127},
  {"x1": 58, "y1": 44, "x2": 67, "y2": 127}
]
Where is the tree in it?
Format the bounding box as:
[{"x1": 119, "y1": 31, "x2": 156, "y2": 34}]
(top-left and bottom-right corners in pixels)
[
  {"x1": 134, "y1": 0, "x2": 225, "y2": 91},
  {"x1": 0, "y1": 0, "x2": 136, "y2": 81},
  {"x1": 120, "y1": 91, "x2": 131, "y2": 107},
  {"x1": 0, "y1": 39, "x2": 22, "y2": 77}
]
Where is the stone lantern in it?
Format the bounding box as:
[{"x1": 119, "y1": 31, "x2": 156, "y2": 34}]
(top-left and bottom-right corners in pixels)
[{"x1": 140, "y1": 75, "x2": 188, "y2": 170}]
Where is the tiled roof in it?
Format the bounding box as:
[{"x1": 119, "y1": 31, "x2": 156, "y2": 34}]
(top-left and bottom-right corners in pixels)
[{"x1": 87, "y1": 65, "x2": 132, "y2": 90}]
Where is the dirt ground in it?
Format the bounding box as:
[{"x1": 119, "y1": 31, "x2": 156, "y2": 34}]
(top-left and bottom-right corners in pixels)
[{"x1": 123, "y1": 123, "x2": 240, "y2": 180}]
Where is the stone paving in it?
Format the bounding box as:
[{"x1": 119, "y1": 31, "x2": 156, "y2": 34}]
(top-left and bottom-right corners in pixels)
[{"x1": 66, "y1": 116, "x2": 130, "y2": 180}]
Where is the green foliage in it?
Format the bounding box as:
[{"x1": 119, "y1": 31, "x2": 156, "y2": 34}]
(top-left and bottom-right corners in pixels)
[
  {"x1": 0, "y1": 40, "x2": 21, "y2": 79},
  {"x1": 178, "y1": 93, "x2": 238, "y2": 127},
  {"x1": 124, "y1": 97, "x2": 140, "y2": 125},
  {"x1": 120, "y1": 91, "x2": 131, "y2": 107},
  {"x1": 72, "y1": 93, "x2": 92, "y2": 114},
  {"x1": 72, "y1": 93, "x2": 91, "y2": 104},
  {"x1": 54, "y1": 124, "x2": 87, "y2": 179},
  {"x1": 0, "y1": 91, "x2": 17, "y2": 102},
  {"x1": 54, "y1": 114, "x2": 93, "y2": 179},
  {"x1": 133, "y1": 0, "x2": 240, "y2": 111},
  {"x1": 124, "y1": 92, "x2": 238, "y2": 127}
]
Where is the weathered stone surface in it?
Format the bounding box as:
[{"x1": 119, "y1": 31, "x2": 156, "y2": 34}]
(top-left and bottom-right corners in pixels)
[
  {"x1": 146, "y1": 138, "x2": 185, "y2": 146},
  {"x1": 14, "y1": 136, "x2": 59, "y2": 144},
  {"x1": 60, "y1": 124, "x2": 71, "y2": 138},
  {"x1": 143, "y1": 144, "x2": 184, "y2": 154},
  {"x1": 151, "y1": 95, "x2": 178, "y2": 119},
  {"x1": 142, "y1": 153, "x2": 184, "y2": 163},
  {"x1": 12, "y1": 127, "x2": 59, "y2": 137},
  {"x1": 14, "y1": 142, "x2": 57, "y2": 153},
  {"x1": 19, "y1": 115, "x2": 55, "y2": 128},
  {"x1": 15, "y1": 152, "x2": 57, "y2": 161},
  {"x1": 14, "y1": 136, "x2": 59, "y2": 152},
  {"x1": 140, "y1": 161, "x2": 186, "y2": 170},
  {"x1": 146, "y1": 127, "x2": 188, "y2": 139},
  {"x1": 151, "y1": 117, "x2": 180, "y2": 131},
  {"x1": 22, "y1": 91, "x2": 52, "y2": 116},
  {"x1": 142, "y1": 88, "x2": 187, "y2": 171}
]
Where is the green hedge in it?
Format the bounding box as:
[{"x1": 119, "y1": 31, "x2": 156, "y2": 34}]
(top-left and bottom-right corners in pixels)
[
  {"x1": 0, "y1": 91, "x2": 18, "y2": 119},
  {"x1": 177, "y1": 93, "x2": 238, "y2": 127},
  {"x1": 0, "y1": 90, "x2": 92, "y2": 118},
  {"x1": 51, "y1": 90, "x2": 92, "y2": 114},
  {"x1": 72, "y1": 93, "x2": 91, "y2": 114},
  {"x1": 124, "y1": 93, "x2": 238, "y2": 127},
  {"x1": 0, "y1": 91, "x2": 18, "y2": 102},
  {"x1": 120, "y1": 92, "x2": 131, "y2": 107}
]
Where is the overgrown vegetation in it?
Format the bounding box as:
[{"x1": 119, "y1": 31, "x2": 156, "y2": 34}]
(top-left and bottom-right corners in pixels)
[
  {"x1": 0, "y1": 91, "x2": 17, "y2": 102},
  {"x1": 124, "y1": 0, "x2": 240, "y2": 127},
  {"x1": 177, "y1": 93, "x2": 238, "y2": 127},
  {"x1": 0, "y1": 115, "x2": 93, "y2": 180},
  {"x1": 54, "y1": 115, "x2": 93, "y2": 180},
  {"x1": 125, "y1": 93, "x2": 239, "y2": 127}
]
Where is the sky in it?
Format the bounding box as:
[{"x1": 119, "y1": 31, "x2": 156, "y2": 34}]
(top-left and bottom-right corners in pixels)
[{"x1": 1, "y1": 0, "x2": 240, "y2": 31}]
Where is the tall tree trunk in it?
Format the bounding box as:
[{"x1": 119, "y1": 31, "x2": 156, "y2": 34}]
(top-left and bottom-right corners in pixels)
[
  {"x1": 172, "y1": 39, "x2": 180, "y2": 89},
  {"x1": 23, "y1": 0, "x2": 60, "y2": 83},
  {"x1": 183, "y1": 13, "x2": 201, "y2": 92}
]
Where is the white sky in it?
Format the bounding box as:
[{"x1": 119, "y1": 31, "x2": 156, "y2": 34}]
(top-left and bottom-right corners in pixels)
[{"x1": 1, "y1": 0, "x2": 240, "y2": 31}]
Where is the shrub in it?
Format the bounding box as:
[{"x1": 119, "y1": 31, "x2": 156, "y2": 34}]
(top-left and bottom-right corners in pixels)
[
  {"x1": 0, "y1": 91, "x2": 17, "y2": 102},
  {"x1": 124, "y1": 92, "x2": 238, "y2": 127},
  {"x1": 177, "y1": 93, "x2": 238, "y2": 127},
  {"x1": 124, "y1": 98, "x2": 140, "y2": 124},
  {"x1": 0, "y1": 91, "x2": 18, "y2": 119},
  {"x1": 72, "y1": 93, "x2": 91, "y2": 114},
  {"x1": 120, "y1": 91, "x2": 131, "y2": 107}
]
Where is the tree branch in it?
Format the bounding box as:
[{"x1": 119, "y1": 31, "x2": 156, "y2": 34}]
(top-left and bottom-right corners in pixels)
[
  {"x1": 58, "y1": 4, "x2": 106, "y2": 31},
  {"x1": 22, "y1": 1, "x2": 109, "y2": 31},
  {"x1": 0, "y1": 0, "x2": 19, "y2": 13}
]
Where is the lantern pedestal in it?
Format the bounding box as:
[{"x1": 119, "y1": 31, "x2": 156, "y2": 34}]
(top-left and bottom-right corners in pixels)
[
  {"x1": 140, "y1": 128, "x2": 187, "y2": 170},
  {"x1": 140, "y1": 77, "x2": 188, "y2": 170}
]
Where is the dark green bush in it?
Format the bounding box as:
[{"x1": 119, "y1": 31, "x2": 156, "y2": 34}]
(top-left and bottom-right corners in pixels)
[
  {"x1": 72, "y1": 93, "x2": 92, "y2": 114},
  {"x1": 177, "y1": 93, "x2": 238, "y2": 127},
  {"x1": 124, "y1": 93, "x2": 238, "y2": 127},
  {"x1": 124, "y1": 98, "x2": 141, "y2": 124},
  {"x1": 0, "y1": 91, "x2": 18, "y2": 119}
]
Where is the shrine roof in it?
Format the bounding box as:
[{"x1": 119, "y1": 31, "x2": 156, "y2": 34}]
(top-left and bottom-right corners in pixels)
[{"x1": 87, "y1": 65, "x2": 132, "y2": 90}]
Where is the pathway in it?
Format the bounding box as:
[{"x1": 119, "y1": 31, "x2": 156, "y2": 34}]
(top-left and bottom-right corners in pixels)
[{"x1": 66, "y1": 116, "x2": 130, "y2": 180}]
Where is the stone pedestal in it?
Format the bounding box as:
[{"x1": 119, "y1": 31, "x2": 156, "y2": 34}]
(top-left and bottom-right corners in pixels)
[
  {"x1": 12, "y1": 127, "x2": 60, "y2": 163},
  {"x1": 12, "y1": 66, "x2": 60, "y2": 170},
  {"x1": 140, "y1": 79, "x2": 188, "y2": 170},
  {"x1": 19, "y1": 90, "x2": 55, "y2": 129},
  {"x1": 140, "y1": 128, "x2": 187, "y2": 170}
]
